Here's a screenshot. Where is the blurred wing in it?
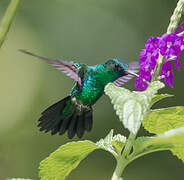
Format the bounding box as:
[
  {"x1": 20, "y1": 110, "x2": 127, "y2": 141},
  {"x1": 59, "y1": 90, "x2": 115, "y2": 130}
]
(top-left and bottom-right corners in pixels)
[
  {"x1": 113, "y1": 62, "x2": 139, "y2": 87},
  {"x1": 19, "y1": 49, "x2": 82, "y2": 86}
]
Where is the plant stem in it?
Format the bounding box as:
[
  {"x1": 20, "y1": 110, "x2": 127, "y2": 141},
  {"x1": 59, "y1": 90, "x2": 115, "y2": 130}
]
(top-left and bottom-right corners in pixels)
[
  {"x1": 111, "y1": 133, "x2": 136, "y2": 180},
  {"x1": 0, "y1": 0, "x2": 22, "y2": 49},
  {"x1": 151, "y1": 0, "x2": 184, "y2": 81},
  {"x1": 111, "y1": 157, "x2": 127, "y2": 180},
  {"x1": 122, "y1": 133, "x2": 136, "y2": 158}
]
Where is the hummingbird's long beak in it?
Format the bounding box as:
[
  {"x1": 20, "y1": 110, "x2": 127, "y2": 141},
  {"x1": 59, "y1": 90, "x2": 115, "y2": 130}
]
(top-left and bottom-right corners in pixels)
[{"x1": 124, "y1": 70, "x2": 139, "y2": 77}]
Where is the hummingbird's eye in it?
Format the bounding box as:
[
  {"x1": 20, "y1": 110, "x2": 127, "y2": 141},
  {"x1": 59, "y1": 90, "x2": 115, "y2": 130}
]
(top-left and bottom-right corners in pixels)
[{"x1": 114, "y1": 63, "x2": 121, "y2": 70}]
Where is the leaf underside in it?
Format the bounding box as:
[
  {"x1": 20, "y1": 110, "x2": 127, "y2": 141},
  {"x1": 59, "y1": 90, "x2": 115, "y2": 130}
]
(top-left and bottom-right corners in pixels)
[{"x1": 105, "y1": 81, "x2": 165, "y2": 134}]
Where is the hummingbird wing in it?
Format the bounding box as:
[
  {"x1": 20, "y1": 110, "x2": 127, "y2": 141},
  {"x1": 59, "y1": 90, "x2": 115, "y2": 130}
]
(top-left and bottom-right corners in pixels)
[
  {"x1": 19, "y1": 50, "x2": 82, "y2": 86},
  {"x1": 113, "y1": 62, "x2": 139, "y2": 86}
]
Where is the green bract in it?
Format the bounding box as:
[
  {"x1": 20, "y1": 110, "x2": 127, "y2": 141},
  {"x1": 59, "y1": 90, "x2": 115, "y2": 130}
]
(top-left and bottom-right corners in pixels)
[
  {"x1": 104, "y1": 81, "x2": 165, "y2": 134},
  {"x1": 96, "y1": 129, "x2": 126, "y2": 156}
]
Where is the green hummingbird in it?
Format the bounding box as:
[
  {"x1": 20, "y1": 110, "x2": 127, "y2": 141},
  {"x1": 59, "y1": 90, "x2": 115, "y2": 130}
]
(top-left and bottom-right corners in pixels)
[{"x1": 20, "y1": 50, "x2": 139, "y2": 139}]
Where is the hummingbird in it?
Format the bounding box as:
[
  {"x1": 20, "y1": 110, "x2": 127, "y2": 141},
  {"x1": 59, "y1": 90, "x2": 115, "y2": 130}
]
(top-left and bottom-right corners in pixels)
[{"x1": 20, "y1": 50, "x2": 139, "y2": 139}]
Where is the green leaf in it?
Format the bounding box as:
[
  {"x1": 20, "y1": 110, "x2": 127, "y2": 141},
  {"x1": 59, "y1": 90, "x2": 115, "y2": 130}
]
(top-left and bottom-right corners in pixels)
[
  {"x1": 96, "y1": 129, "x2": 126, "y2": 156},
  {"x1": 142, "y1": 106, "x2": 184, "y2": 161},
  {"x1": 105, "y1": 81, "x2": 165, "y2": 134},
  {"x1": 39, "y1": 132, "x2": 126, "y2": 180},
  {"x1": 133, "y1": 127, "x2": 184, "y2": 159},
  {"x1": 39, "y1": 140, "x2": 98, "y2": 180},
  {"x1": 150, "y1": 94, "x2": 173, "y2": 107},
  {"x1": 143, "y1": 106, "x2": 184, "y2": 134}
]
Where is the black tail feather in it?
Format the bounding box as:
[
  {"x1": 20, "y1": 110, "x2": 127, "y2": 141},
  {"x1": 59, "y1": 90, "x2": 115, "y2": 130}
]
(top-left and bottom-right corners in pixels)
[
  {"x1": 67, "y1": 114, "x2": 78, "y2": 139},
  {"x1": 38, "y1": 111, "x2": 60, "y2": 131},
  {"x1": 84, "y1": 110, "x2": 93, "y2": 131},
  {"x1": 59, "y1": 114, "x2": 73, "y2": 135},
  {"x1": 38, "y1": 96, "x2": 93, "y2": 139},
  {"x1": 51, "y1": 125, "x2": 60, "y2": 135},
  {"x1": 41, "y1": 96, "x2": 69, "y2": 115},
  {"x1": 38, "y1": 96, "x2": 69, "y2": 132},
  {"x1": 45, "y1": 115, "x2": 61, "y2": 132},
  {"x1": 76, "y1": 115, "x2": 84, "y2": 138}
]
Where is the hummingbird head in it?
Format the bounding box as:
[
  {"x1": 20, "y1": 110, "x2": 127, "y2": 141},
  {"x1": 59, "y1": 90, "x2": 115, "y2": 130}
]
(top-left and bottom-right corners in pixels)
[{"x1": 104, "y1": 58, "x2": 138, "y2": 77}]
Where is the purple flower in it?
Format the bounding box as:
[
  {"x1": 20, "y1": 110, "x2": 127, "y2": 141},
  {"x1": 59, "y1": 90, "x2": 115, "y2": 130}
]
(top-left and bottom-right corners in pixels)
[
  {"x1": 159, "y1": 33, "x2": 181, "y2": 59},
  {"x1": 145, "y1": 36, "x2": 160, "y2": 51},
  {"x1": 134, "y1": 68, "x2": 151, "y2": 90},
  {"x1": 140, "y1": 68, "x2": 152, "y2": 81},
  {"x1": 139, "y1": 37, "x2": 159, "y2": 70},
  {"x1": 160, "y1": 61, "x2": 174, "y2": 88},
  {"x1": 135, "y1": 21, "x2": 184, "y2": 91},
  {"x1": 135, "y1": 77, "x2": 148, "y2": 91}
]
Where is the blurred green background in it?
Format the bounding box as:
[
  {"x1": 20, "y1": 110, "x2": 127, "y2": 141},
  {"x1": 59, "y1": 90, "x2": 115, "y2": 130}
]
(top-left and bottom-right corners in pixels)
[{"x1": 0, "y1": 0, "x2": 184, "y2": 179}]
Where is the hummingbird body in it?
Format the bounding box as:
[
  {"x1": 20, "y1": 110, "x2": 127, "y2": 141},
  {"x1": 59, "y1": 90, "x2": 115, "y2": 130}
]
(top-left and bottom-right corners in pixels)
[
  {"x1": 73, "y1": 65, "x2": 117, "y2": 106},
  {"x1": 20, "y1": 50, "x2": 138, "y2": 139},
  {"x1": 73, "y1": 59, "x2": 129, "y2": 106}
]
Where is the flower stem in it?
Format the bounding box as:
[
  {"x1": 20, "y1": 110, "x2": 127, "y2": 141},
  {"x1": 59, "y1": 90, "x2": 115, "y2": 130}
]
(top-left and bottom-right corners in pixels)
[
  {"x1": 0, "y1": 0, "x2": 22, "y2": 49},
  {"x1": 151, "y1": 54, "x2": 163, "y2": 81},
  {"x1": 151, "y1": 0, "x2": 184, "y2": 81},
  {"x1": 167, "y1": 0, "x2": 184, "y2": 34}
]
